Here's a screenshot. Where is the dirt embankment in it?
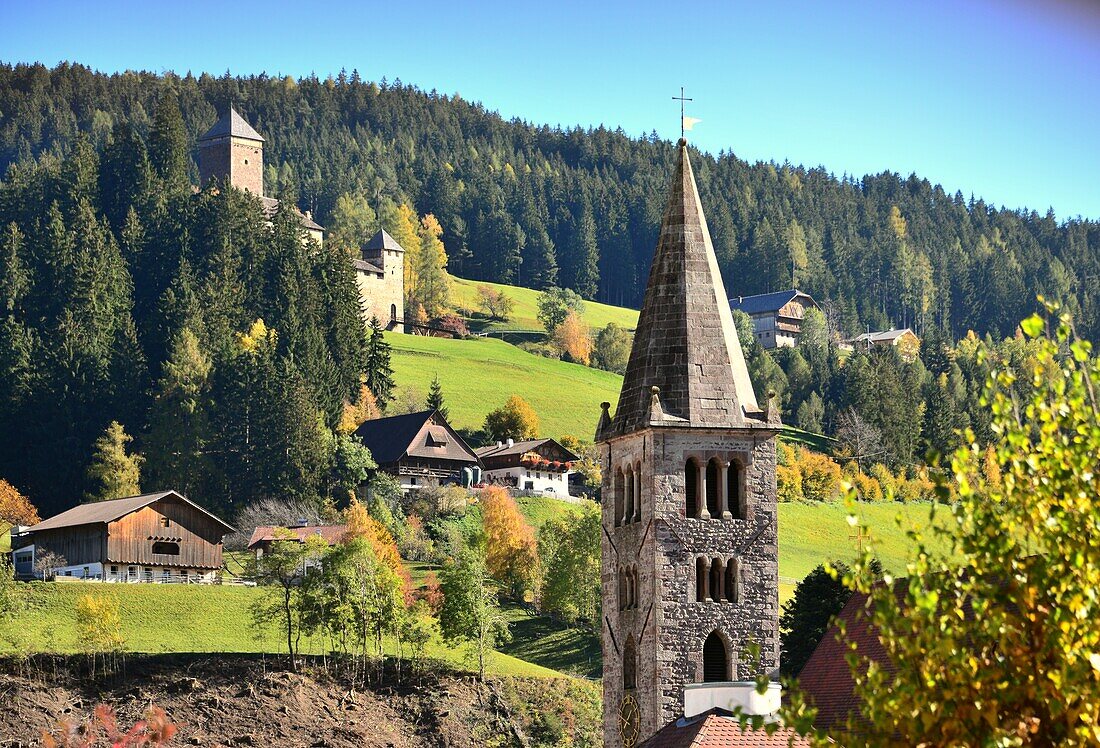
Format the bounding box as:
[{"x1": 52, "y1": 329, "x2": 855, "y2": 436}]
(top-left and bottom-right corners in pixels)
[{"x1": 0, "y1": 654, "x2": 598, "y2": 747}]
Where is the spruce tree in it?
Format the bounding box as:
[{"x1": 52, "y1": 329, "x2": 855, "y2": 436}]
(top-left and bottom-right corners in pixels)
[
  {"x1": 144, "y1": 327, "x2": 213, "y2": 500},
  {"x1": 148, "y1": 88, "x2": 190, "y2": 194},
  {"x1": 426, "y1": 375, "x2": 449, "y2": 420},
  {"x1": 365, "y1": 317, "x2": 395, "y2": 410},
  {"x1": 85, "y1": 421, "x2": 143, "y2": 502}
]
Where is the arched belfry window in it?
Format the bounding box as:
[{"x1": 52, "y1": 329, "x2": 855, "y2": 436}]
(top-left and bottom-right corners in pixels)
[
  {"x1": 702, "y1": 631, "x2": 728, "y2": 683},
  {"x1": 633, "y1": 462, "x2": 643, "y2": 523},
  {"x1": 725, "y1": 559, "x2": 739, "y2": 603},
  {"x1": 624, "y1": 465, "x2": 635, "y2": 525},
  {"x1": 685, "y1": 459, "x2": 698, "y2": 518},
  {"x1": 614, "y1": 468, "x2": 625, "y2": 527},
  {"x1": 705, "y1": 459, "x2": 720, "y2": 517},
  {"x1": 623, "y1": 635, "x2": 637, "y2": 690},
  {"x1": 728, "y1": 460, "x2": 744, "y2": 520},
  {"x1": 696, "y1": 557, "x2": 707, "y2": 602}
]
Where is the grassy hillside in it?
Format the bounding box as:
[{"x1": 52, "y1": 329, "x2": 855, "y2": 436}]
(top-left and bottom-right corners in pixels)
[
  {"x1": 451, "y1": 277, "x2": 639, "y2": 333},
  {"x1": 387, "y1": 333, "x2": 620, "y2": 439}
]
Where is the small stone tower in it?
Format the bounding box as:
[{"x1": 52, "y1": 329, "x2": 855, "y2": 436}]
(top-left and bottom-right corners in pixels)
[
  {"x1": 197, "y1": 107, "x2": 265, "y2": 195},
  {"x1": 597, "y1": 139, "x2": 781, "y2": 748}
]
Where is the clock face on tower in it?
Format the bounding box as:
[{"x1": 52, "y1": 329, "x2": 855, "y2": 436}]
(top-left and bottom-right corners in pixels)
[{"x1": 618, "y1": 693, "x2": 640, "y2": 747}]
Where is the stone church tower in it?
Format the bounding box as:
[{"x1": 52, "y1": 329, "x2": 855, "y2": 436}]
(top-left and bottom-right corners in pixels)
[{"x1": 596, "y1": 139, "x2": 781, "y2": 748}]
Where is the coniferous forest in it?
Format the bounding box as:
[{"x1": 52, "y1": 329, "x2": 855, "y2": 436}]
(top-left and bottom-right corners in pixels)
[{"x1": 3, "y1": 61, "x2": 1100, "y2": 516}]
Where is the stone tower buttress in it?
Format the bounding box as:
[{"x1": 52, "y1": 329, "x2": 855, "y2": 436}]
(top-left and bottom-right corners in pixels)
[{"x1": 598, "y1": 140, "x2": 780, "y2": 748}]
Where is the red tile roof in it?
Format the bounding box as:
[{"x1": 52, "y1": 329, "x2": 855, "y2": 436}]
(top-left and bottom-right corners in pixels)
[
  {"x1": 246, "y1": 524, "x2": 347, "y2": 549},
  {"x1": 643, "y1": 710, "x2": 812, "y2": 748}
]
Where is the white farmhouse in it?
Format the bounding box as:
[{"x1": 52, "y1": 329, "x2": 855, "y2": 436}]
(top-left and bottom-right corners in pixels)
[{"x1": 475, "y1": 438, "x2": 579, "y2": 498}]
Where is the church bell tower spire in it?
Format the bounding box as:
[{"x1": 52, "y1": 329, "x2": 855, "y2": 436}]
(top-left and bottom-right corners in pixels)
[{"x1": 599, "y1": 138, "x2": 781, "y2": 748}]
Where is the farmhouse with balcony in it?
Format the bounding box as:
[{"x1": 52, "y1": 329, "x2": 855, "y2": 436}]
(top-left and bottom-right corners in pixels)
[
  {"x1": 10, "y1": 490, "x2": 234, "y2": 583},
  {"x1": 354, "y1": 409, "x2": 480, "y2": 492},
  {"x1": 728, "y1": 289, "x2": 818, "y2": 349},
  {"x1": 475, "y1": 438, "x2": 579, "y2": 497}
]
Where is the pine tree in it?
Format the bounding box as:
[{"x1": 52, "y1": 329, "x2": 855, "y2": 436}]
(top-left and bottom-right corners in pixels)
[
  {"x1": 426, "y1": 375, "x2": 449, "y2": 420},
  {"x1": 148, "y1": 88, "x2": 190, "y2": 193},
  {"x1": 365, "y1": 317, "x2": 395, "y2": 410},
  {"x1": 85, "y1": 421, "x2": 143, "y2": 502},
  {"x1": 566, "y1": 203, "x2": 599, "y2": 299}
]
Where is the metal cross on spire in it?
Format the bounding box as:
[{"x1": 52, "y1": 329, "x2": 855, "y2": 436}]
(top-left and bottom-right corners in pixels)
[{"x1": 673, "y1": 87, "x2": 693, "y2": 140}]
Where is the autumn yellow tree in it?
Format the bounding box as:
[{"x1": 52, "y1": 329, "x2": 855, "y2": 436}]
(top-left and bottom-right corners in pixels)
[
  {"x1": 480, "y1": 486, "x2": 538, "y2": 600},
  {"x1": 343, "y1": 499, "x2": 410, "y2": 601},
  {"x1": 413, "y1": 214, "x2": 451, "y2": 318},
  {"x1": 484, "y1": 395, "x2": 540, "y2": 442},
  {"x1": 385, "y1": 203, "x2": 421, "y2": 302},
  {"x1": 0, "y1": 479, "x2": 39, "y2": 525},
  {"x1": 818, "y1": 306, "x2": 1100, "y2": 746},
  {"x1": 337, "y1": 384, "x2": 381, "y2": 434},
  {"x1": 552, "y1": 310, "x2": 594, "y2": 365}
]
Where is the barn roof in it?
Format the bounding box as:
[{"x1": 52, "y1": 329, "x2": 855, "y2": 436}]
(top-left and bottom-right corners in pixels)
[
  {"x1": 199, "y1": 107, "x2": 265, "y2": 143},
  {"x1": 643, "y1": 709, "x2": 813, "y2": 747},
  {"x1": 27, "y1": 491, "x2": 235, "y2": 533},
  {"x1": 260, "y1": 197, "x2": 324, "y2": 231},
  {"x1": 247, "y1": 524, "x2": 347, "y2": 549},
  {"x1": 845, "y1": 328, "x2": 916, "y2": 345},
  {"x1": 728, "y1": 290, "x2": 817, "y2": 316},
  {"x1": 353, "y1": 410, "x2": 479, "y2": 466}
]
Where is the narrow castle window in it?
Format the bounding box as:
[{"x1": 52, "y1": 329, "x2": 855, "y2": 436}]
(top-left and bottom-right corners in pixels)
[
  {"x1": 685, "y1": 459, "x2": 698, "y2": 518},
  {"x1": 619, "y1": 568, "x2": 627, "y2": 610},
  {"x1": 706, "y1": 458, "x2": 720, "y2": 517},
  {"x1": 702, "y1": 631, "x2": 728, "y2": 682},
  {"x1": 709, "y1": 557, "x2": 723, "y2": 602}
]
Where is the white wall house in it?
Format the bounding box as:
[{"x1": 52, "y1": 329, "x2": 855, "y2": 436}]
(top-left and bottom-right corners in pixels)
[{"x1": 475, "y1": 438, "x2": 579, "y2": 499}]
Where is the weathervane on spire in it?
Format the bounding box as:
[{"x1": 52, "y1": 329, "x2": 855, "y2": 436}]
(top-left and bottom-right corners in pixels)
[{"x1": 673, "y1": 87, "x2": 701, "y2": 141}]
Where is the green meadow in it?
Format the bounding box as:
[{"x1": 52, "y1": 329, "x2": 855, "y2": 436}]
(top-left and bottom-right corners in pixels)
[{"x1": 451, "y1": 277, "x2": 639, "y2": 333}]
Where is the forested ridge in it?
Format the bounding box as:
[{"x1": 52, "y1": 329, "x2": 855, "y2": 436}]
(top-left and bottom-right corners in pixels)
[
  {"x1": 2, "y1": 60, "x2": 1099, "y2": 518},
  {"x1": 3, "y1": 62, "x2": 1100, "y2": 340}
]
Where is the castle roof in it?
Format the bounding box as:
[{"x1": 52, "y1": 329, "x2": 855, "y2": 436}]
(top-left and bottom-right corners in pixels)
[
  {"x1": 363, "y1": 229, "x2": 406, "y2": 254},
  {"x1": 602, "y1": 139, "x2": 760, "y2": 438},
  {"x1": 199, "y1": 107, "x2": 265, "y2": 143}
]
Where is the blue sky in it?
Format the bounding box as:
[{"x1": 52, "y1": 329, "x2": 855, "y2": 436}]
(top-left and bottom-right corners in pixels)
[{"x1": 2, "y1": 0, "x2": 1098, "y2": 218}]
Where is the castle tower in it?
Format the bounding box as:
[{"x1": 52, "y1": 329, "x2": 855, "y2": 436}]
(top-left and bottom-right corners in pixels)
[
  {"x1": 197, "y1": 107, "x2": 265, "y2": 196},
  {"x1": 597, "y1": 139, "x2": 781, "y2": 748}
]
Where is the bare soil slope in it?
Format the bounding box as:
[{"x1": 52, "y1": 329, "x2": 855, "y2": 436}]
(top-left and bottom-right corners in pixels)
[{"x1": 0, "y1": 655, "x2": 600, "y2": 747}]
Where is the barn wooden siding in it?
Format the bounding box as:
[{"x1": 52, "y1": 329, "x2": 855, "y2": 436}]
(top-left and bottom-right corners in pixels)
[
  {"x1": 31, "y1": 525, "x2": 107, "y2": 566},
  {"x1": 106, "y1": 498, "x2": 226, "y2": 569}
]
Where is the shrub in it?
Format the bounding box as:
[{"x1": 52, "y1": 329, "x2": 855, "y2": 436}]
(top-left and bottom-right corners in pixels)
[
  {"x1": 431, "y1": 313, "x2": 469, "y2": 338},
  {"x1": 797, "y1": 447, "x2": 842, "y2": 502}
]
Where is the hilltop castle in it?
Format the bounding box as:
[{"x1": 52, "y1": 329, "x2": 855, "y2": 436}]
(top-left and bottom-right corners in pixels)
[
  {"x1": 197, "y1": 108, "x2": 404, "y2": 330},
  {"x1": 597, "y1": 140, "x2": 796, "y2": 748}
]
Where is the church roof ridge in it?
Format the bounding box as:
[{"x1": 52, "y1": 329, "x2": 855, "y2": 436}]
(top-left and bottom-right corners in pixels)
[
  {"x1": 603, "y1": 139, "x2": 761, "y2": 438},
  {"x1": 199, "y1": 106, "x2": 265, "y2": 143}
]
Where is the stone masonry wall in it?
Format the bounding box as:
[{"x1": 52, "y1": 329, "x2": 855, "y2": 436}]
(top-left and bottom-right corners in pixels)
[
  {"x1": 356, "y1": 248, "x2": 405, "y2": 332},
  {"x1": 197, "y1": 136, "x2": 263, "y2": 196}
]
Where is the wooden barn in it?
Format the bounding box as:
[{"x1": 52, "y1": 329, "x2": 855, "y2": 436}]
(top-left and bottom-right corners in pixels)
[{"x1": 11, "y1": 490, "x2": 234, "y2": 583}]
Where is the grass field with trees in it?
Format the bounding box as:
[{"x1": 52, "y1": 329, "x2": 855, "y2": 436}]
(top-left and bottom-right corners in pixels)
[{"x1": 451, "y1": 278, "x2": 639, "y2": 333}]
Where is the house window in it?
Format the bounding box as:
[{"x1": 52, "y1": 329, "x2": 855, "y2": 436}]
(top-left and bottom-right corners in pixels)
[
  {"x1": 143, "y1": 568, "x2": 153, "y2": 581},
  {"x1": 110, "y1": 565, "x2": 118, "y2": 574},
  {"x1": 152, "y1": 541, "x2": 180, "y2": 556},
  {"x1": 160, "y1": 516, "x2": 171, "y2": 528},
  {"x1": 128, "y1": 566, "x2": 136, "y2": 579}
]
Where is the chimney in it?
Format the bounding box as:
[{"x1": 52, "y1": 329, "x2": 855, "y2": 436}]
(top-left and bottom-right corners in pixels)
[
  {"x1": 305, "y1": 210, "x2": 313, "y2": 221},
  {"x1": 507, "y1": 438, "x2": 514, "y2": 448},
  {"x1": 496, "y1": 441, "x2": 503, "y2": 449}
]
